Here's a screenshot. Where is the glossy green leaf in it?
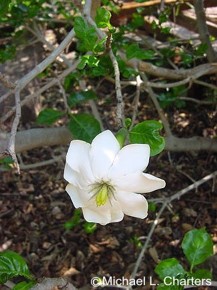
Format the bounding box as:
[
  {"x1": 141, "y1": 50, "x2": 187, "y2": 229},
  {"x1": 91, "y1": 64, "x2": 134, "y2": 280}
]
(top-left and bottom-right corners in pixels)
[
  {"x1": 181, "y1": 229, "x2": 213, "y2": 269},
  {"x1": 129, "y1": 120, "x2": 165, "y2": 156},
  {"x1": 155, "y1": 258, "x2": 186, "y2": 281},
  {"x1": 36, "y1": 108, "x2": 63, "y2": 125},
  {"x1": 68, "y1": 113, "x2": 101, "y2": 143},
  {"x1": 0, "y1": 251, "x2": 33, "y2": 284},
  {"x1": 78, "y1": 55, "x2": 99, "y2": 70},
  {"x1": 95, "y1": 7, "x2": 112, "y2": 29},
  {"x1": 68, "y1": 90, "x2": 97, "y2": 107},
  {"x1": 126, "y1": 44, "x2": 155, "y2": 60},
  {"x1": 13, "y1": 281, "x2": 36, "y2": 290},
  {"x1": 74, "y1": 16, "x2": 98, "y2": 52}
]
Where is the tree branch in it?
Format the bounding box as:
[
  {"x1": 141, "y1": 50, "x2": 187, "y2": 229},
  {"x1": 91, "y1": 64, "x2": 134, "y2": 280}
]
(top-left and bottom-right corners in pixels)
[
  {"x1": 1, "y1": 127, "x2": 217, "y2": 155},
  {"x1": 194, "y1": 0, "x2": 217, "y2": 62},
  {"x1": 120, "y1": 52, "x2": 217, "y2": 80}
]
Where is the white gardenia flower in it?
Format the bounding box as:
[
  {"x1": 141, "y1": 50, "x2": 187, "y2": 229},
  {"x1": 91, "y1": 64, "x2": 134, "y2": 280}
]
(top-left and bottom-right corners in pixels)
[{"x1": 64, "y1": 130, "x2": 166, "y2": 225}]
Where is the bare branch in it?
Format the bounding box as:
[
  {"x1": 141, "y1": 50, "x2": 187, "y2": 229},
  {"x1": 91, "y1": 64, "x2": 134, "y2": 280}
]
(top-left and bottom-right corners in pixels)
[
  {"x1": 130, "y1": 74, "x2": 142, "y2": 129},
  {"x1": 1, "y1": 60, "x2": 80, "y2": 123},
  {"x1": 7, "y1": 90, "x2": 21, "y2": 173},
  {"x1": 1, "y1": 127, "x2": 217, "y2": 154},
  {"x1": 120, "y1": 52, "x2": 217, "y2": 80},
  {"x1": 141, "y1": 73, "x2": 172, "y2": 136},
  {"x1": 194, "y1": 0, "x2": 217, "y2": 62}
]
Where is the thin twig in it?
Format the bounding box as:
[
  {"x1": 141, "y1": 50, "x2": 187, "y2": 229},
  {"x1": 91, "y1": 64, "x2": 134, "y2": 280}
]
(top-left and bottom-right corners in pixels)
[
  {"x1": 130, "y1": 171, "x2": 217, "y2": 283},
  {"x1": 141, "y1": 72, "x2": 172, "y2": 136},
  {"x1": 4, "y1": 28, "x2": 75, "y2": 171},
  {"x1": 19, "y1": 156, "x2": 63, "y2": 170},
  {"x1": 0, "y1": 60, "x2": 80, "y2": 123},
  {"x1": 130, "y1": 74, "x2": 142, "y2": 129},
  {"x1": 79, "y1": 79, "x2": 104, "y2": 130},
  {"x1": 84, "y1": 0, "x2": 125, "y2": 128},
  {"x1": 179, "y1": 96, "x2": 216, "y2": 105},
  {"x1": 7, "y1": 90, "x2": 21, "y2": 173},
  {"x1": 109, "y1": 50, "x2": 125, "y2": 127}
]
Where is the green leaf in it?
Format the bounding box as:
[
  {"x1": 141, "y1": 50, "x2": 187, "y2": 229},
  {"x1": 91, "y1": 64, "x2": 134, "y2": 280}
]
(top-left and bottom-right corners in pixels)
[
  {"x1": 126, "y1": 44, "x2": 155, "y2": 60},
  {"x1": 68, "y1": 90, "x2": 97, "y2": 107},
  {"x1": 36, "y1": 108, "x2": 63, "y2": 125},
  {"x1": 181, "y1": 229, "x2": 213, "y2": 270},
  {"x1": 95, "y1": 7, "x2": 112, "y2": 29},
  {"x1": 68, "y1": 113, "x2": 101, "y2": 143},
  {"x1": 148, "y1": 202, "x2": 157, "y2": 212},
  {"x1": 83, "y1": 222, "x2": 97, "y2": 234},
  {"x1": 74, "y1": 16, "x2": 98, "y2": 52},
  {"x1": 129, "y1": 120, "x2": 165, "y2": 156},
  {"x1": 155, "y1": 258, "x2": 186, "y2": 281},
  {"x1": 115, "y1": 128, "x2": 128, "y2": 148},
  {"x1": 64, "y1": 209, "x2": 82, "y2": 230},
  {"x1": 13, "y1": 281, "x2": 36, "y2": 290},
  {"x1": 157, "y1": 283, "x2": 182, "y2": 290},
  {"x1": 0, "y1": 1, "x2": 11, "y2": 16},
  {"x1": 190, "y1": 269, "x2": 212, "y2": 280},
  {"x1": 78, "y1": 55, "x2": 99, "y2": 70},
  {"x1": 0, "y1": 251, "x2": 33, "y2": 284}
]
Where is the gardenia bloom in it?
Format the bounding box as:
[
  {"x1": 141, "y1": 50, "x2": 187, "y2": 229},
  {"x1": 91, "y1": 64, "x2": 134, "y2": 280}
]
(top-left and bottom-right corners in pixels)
[{"x1": 64, "y1": 130, "x2": 165, "y2": 225}]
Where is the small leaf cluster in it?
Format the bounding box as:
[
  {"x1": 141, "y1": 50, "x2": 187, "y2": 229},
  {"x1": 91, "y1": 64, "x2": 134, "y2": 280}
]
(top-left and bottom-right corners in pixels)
[
  {"x1": 64, "y1": 209, "x2": 97, "y2": 234},
  {"x1": 155, "y1": 228, "x2": 213, "y2": 289}
]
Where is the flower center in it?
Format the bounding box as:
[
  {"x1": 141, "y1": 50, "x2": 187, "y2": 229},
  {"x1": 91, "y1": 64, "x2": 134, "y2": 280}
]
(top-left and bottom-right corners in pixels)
[{"x1": 90, "y1": 181, "x2": 115, "y2": 207}]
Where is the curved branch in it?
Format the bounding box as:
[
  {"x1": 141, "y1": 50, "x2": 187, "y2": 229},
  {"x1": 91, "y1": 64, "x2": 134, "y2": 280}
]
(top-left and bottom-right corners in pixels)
[{"x1": 120, "y1": 52, "x2": 217, "y2": 80}]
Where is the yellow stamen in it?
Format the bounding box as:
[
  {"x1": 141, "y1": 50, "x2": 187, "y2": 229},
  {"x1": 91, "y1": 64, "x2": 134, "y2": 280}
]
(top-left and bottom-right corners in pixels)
[{"x1": 95, "y1": 184, "x2": 108, "y2": 206}]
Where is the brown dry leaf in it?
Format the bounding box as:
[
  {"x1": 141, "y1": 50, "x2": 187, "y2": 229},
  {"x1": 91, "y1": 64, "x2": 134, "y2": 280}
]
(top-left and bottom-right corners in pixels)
[
  {"x1": 183, "y1": 208, "x2": 197, "y2": 217},
  {"x1": 63, "y1": 267, "x2": 80, "y2": 277},
  {"x1": 182, "y1": 223, "x2": 194, "y2": 232},
  {"x1": 98, "y1": 236, "x2": 120, "y2": 249},
  {"x1": 89, "y1": 243, "x2": 103, "y2": 254},
  {"x1": 149, "y1": 246, "x2": 160, "y2": 263},
  {"x1": 155, "y1": 226, "x2": 172, "y2": 237}
]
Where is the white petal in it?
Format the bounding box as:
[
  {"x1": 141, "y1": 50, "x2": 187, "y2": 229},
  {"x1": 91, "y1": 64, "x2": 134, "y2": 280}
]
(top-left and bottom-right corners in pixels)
[
  {"x1": 114, "y1": 172, "x2": 166, "y2": 193},
  {"x1": 82, "y1": 199, "x2": 123, "y2": 225},
  {"x1": 110, "y1": 200, "x2": 124, "y2": 223},
  {"x1": 66, "y1": 140, "x2": 94, "y2": 183},
  {"x1": 82, "y1": 205, "x2": 111, "y2": 225},
  {"x1": 116, "y1": 191, "x2": 148, "y2": 218},
  {"x1": 90, "y1": 130, "x2": 120, "y2": 180},
  {"x1": 66, "y1": 184, "x2": 90, "y2": 208},
  {"x1": 108, "y1": 144, "x2": 150, "y2": 179},
  {"x1": 64, "y1": 163, "x2": 86, "y2": 188}
]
